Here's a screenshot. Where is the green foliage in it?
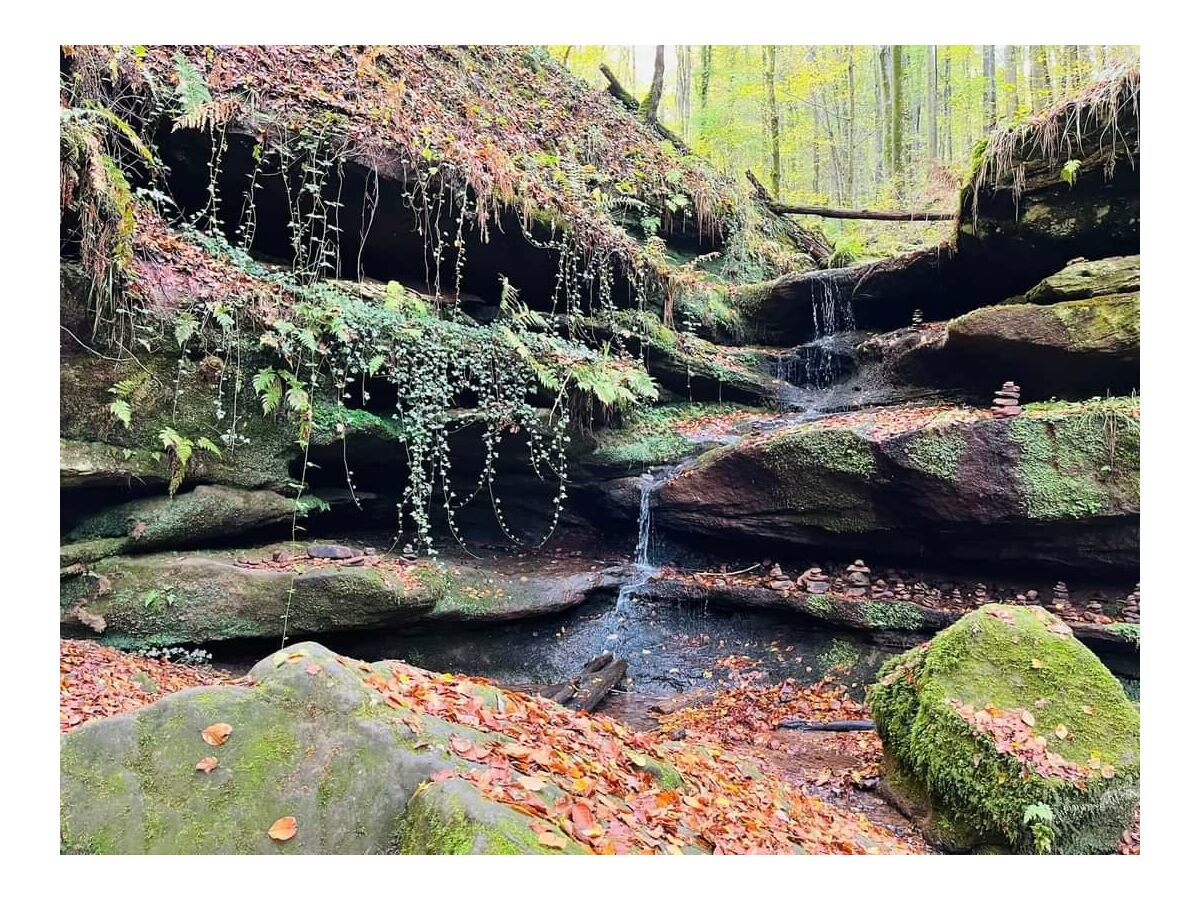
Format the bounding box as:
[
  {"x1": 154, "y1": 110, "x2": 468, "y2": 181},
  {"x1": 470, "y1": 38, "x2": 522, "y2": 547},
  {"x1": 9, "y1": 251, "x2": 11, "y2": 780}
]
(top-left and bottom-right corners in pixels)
[
  {"x1": 1060, "y1": 159, "x2": 1082, "y2": 187},
  {"x1": 1022, "y1": 803, "x2": 1055, "y2": 854}
]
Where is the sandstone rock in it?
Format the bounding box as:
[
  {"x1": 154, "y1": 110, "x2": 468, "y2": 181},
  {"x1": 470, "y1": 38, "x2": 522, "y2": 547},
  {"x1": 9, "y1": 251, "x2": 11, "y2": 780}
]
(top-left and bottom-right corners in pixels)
[
  {"x1": 60, "y1": 642, "x2": 584, "y2": 854},
  {"x1": 868, "y1": 605, "x2": 1139, "y2": 853}
]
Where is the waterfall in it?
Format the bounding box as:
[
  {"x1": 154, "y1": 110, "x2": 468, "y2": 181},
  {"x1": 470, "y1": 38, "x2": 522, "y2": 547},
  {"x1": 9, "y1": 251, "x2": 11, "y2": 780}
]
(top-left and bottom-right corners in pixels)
[
  {"x1": 775, "y1": 272, "x2": 858, "y2": 398},
  {"x1": 615, "y1": 472, "x2": 659, "y2": 612}
]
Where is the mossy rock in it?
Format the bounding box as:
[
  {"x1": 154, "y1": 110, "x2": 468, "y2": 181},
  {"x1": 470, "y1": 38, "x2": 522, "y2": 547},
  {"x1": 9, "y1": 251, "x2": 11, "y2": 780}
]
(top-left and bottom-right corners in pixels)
[
  {"x1": 867, "y1": 605, "x2": 1139, "y2": 854},
  {"x1": 1024, "y1": 256, "x2": 1139, "y2": 305},
  {"x1": 60, "y1": 548, "x2": 439, "y2": 647},
  {"x1": 60, "y1": 642, "x2": 583, "y2": 854},
  {"x1": 64, "y1": 485, "x2": 298, "y2": 555},
  {"x1": 60, "y1": 545, "x2": 617, "y2": 647},
  {"x1": 584, "y1": 402, "x2": 753, "y2": 472},
  {"x1": 654, "y1": 400, "x2": 1138, "y2": 569},
  {"x1": 60, "y1": 349, "x2": 297, "y2": 492}
]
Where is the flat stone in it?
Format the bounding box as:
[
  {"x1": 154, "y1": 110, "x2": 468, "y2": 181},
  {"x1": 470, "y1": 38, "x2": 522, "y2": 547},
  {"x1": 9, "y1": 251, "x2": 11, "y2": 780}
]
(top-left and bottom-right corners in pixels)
[{"x1": 307, "y1": 544, "x2": 359, "y2": 559}]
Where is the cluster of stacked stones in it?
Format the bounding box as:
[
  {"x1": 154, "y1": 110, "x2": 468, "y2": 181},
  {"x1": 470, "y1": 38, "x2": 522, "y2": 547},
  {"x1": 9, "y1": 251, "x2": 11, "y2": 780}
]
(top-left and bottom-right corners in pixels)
[
  {"x1": 991, "y1": 381, "x2": 1021, "y2": 417},
  {"x1": 759, "y1": 560, "x2": 1140, "y2": 624}
]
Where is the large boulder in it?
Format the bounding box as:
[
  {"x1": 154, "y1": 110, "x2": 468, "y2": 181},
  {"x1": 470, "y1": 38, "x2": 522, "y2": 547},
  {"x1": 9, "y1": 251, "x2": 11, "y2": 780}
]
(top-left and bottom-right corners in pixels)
[
  {"x1": 60, "y1": 642, "x2": 582, "y2": 854},
  {"x1": 60, "y1": 544, "x2": 620, "y2": 647},
  {"x1": 1024, "y1": 255, "x2": 1139, "y2": 304},
  {"x1": 939, "y1": 293, "x2": 1139, "y2": 398},
  {"x1": 653, "y1": 399, "x2": 1139, "y2": 571},
  {"x1": 867, "y1": 605, "x2": 1139, "y2": 853},
  {"x1": 63, "y1": 485, "x2": 298, "y2": 558}
]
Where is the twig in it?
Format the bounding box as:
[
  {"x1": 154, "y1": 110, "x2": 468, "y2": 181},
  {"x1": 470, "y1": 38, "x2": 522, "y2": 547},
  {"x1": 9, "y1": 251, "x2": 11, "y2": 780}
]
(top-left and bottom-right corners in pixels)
[{"x1": 690, "y1": 563, "x2": 761, "y2": 578}]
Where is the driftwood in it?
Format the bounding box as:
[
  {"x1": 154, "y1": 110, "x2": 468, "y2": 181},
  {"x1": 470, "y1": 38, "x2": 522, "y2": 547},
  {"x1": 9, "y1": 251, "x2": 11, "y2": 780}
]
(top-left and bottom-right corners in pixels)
[
  {"x1": 649, "y1": 687, "x2": 713, "y2": 716},
  {"x1": 544, "y1": 652, "x2": 628, "y2": 713},
  {"x1": 745, "y1": 171, "x2": 834, "y2": 265},
  {"x1": 777, "y1": 719, "x2": 876, "y2": 732},
  {"x1": 599, "y1": 64, "x2": 691, "y2": 156}
]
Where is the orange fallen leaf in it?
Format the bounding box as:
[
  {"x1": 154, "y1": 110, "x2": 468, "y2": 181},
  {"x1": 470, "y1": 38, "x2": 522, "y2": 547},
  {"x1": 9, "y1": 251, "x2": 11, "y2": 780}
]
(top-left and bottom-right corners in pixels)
[
  {"x1": 517, "y1": 775, "x2": 547, "y2": 791},
  {"x1": 268, "y1": 816, "x2": 298, "y2": 841},
  {"x1": 537, "y1": 831, "x2": 567, "y2": 849},
  {"x1": 202, "y1": 723, "x2": 232, "y2": 746},
  {"x1": 195, "y1": 756, "x2": 219, "y2": 773},
  {"x1": 1101, "y1": 765, "x2": 1116, "y2": 779},
  {"x1": 305, "y1": 663, "x2": 321, "y2": 676}
]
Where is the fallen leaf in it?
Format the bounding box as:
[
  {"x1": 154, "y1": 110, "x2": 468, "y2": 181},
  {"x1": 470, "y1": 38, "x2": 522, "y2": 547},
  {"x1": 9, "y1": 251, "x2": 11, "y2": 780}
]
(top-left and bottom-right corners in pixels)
[
  {"x1": 195, "y1": 756, "x2": 219, "y2": 773},
  {"x1": 202, "y1": 722, "x2": 233, "y2": 746},
  {"x1": 537, "y1": 831, "x2": 567, "y2": 849},
  {"x1": 304, "y1": 663, "x2": 321, "y2": 676},
  {"x1": 1020, "y1": 710, "x2": 1036, "y2": 727},
  {"x1": 517, "y1": 775, "x2": 547, "y2": 791},
  {"x1": 1101, "y1": 764, "x2": 1116, "y2": 779},
  {"x1": 1054, "y1": 724, "x2": 1069, "y2": 740},
  {"x1": 268, "y1": 816, "x2": 298, "y2": 841},
  {"x1": 1031, "y1": 658, "x2": 1045, "y2": 670}
]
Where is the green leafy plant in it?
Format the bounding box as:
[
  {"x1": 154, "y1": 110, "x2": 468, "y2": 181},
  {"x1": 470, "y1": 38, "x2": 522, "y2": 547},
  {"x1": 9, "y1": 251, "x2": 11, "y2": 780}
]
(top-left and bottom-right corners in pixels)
[
  {"x1": 1060, "y1": 159, "x2": 1082, "y2": 188},
  {"x1": 107, "y1": 373, "x2": 148, "y2": 429},
  {"x1": 1022, "y1": 803, "x2": 1056, "y2": 854}
]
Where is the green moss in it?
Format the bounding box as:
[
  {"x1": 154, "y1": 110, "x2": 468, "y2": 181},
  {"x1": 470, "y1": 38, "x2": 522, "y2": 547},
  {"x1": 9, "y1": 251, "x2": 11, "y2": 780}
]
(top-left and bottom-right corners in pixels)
[
  {"x1": 863, "y1": 601, "x2": 927, "y2": 632},
  {"x1": 756, "y1": 427, "x2": 878, "y2": 532},
  {"x1": 803, "y1": 593, "x2": 835, "y2": 616},
  {"x1": 1010, "y1": 400, "x2": 1140, "y2": 520},
  {"x1": 589, "y1": 402, "x2": 751, "y2": 469},
  {"x1": 904, "y1": 428, "x2": 967, "y2": 481},
  {"x1": 868, "y1": 605, "x2": 1139, "y2": 853},
  {"x1": 1105, "y1": 622, "x2": 1140, "y2": 648},
  {"x1": 818, "y1": 638, "x2": 861, "y2": 674}
]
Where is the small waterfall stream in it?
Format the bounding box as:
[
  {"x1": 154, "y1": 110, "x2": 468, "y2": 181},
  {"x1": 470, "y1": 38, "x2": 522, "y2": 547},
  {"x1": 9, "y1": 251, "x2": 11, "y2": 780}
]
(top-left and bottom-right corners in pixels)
[{"x1": 616, "y1": 473, "x2": 657, "y2": 612}]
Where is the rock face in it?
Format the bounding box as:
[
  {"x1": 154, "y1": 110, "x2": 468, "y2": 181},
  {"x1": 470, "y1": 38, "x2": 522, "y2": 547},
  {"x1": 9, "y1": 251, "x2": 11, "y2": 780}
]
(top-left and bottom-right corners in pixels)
[
  {"x1": 63, "y1": 485, "x2": 298, "y2": 557},
  {"x1": 60, "y1": 642, "x2": 582, "y2": 854},
  {"x1": 940, "y1": 293, "x2": 1139, "y2": 398},
  {"x1": 1024, "y1": 255, "x2": 1139, "y2": 304},
  {"x1": 60, "y1": 545, "x2": 621, "y2": 648},
  {"x1": 867, "y1": 606, "x2": 1139, "y2": 853},
  {"x1": 653, "y1": 400, "x2": 1139, "y2": 571}
]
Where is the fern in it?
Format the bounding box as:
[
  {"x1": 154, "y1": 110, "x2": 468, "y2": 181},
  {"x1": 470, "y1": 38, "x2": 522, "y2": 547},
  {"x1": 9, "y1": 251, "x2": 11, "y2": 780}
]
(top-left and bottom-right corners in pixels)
[
  {"x1": 253, "y1": 368, "x2": 283, "y2": 415},
  {"x1": 159, "y1": 427, "x2": 194, "y2": 496},
  {"x1": 171, "y1": 53, "x2": 238, "y2": 132},
  {"x1": 108, "y1": 398, "x2": 132, "y2": 429}
]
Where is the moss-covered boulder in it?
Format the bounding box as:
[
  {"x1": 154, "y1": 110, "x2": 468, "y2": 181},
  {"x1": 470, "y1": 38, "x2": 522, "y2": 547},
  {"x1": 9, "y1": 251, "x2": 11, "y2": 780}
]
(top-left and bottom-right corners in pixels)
[
  {"x1": 939, "y1": 294, "x2": 1138, "y2": 398},
  {"x1": 60, "y1": 545, "x2": 618, "y2": 647},
  {"x1": 60, "y1": 642, "x2": 582, "y2": 854},
  {"x1": 867, "y1": 605, "x2": 1139, "y2": 854},
  {"x1": 63, "y1": 485, "x2": 298, "y2": 558},
  {"x1": 654, "y1": 399, "x2": 1139, "y2": 570},
  {"x1": 1024, "y1": 255, "x2": 1139, "y2": 304}
]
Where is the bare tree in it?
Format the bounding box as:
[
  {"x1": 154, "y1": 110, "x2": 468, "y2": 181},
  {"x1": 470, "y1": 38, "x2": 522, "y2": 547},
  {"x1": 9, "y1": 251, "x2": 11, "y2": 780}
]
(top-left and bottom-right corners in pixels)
[
  {"x1": 763, "y1": 46, "x2": 782, "y2": 197},
  {"x1": 641, "y1": 45, "x2": 666, "y2": 125},
  {"x1": 1004, "y1": 44, "x2": 1019, "y2": 120},
  {"x1": 983, "y1": 45, "x2": 997, "y2": 129},
  {"x1": 926, "y1": 46, "x2": 938, "y2": 161}
]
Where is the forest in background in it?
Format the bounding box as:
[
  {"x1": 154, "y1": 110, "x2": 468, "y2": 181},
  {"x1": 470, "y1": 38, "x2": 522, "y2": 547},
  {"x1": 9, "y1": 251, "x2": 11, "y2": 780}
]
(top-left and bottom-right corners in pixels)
[{"x1": 551, "y1": 45, "x2": 1140, "y2": 256}]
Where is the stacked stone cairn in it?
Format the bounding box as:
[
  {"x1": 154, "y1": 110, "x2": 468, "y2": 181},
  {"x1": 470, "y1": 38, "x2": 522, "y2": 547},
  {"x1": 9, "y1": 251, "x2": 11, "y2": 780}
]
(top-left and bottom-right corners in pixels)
[
  {"x1": 992, "y1": 381, "x2": 1021, "y2": 418},
  {"x1": 1122, "y1": 586, "x2": 1140, "y2": 623},
  {"x1": 1051, "y1": 581, "x2": 1071, "y2": 614},
  {"x1": 768, "y1": 563, "x2": 793, "y2": 592},
  {"x1": 801, "y1": 567, "x2": 831, "y2": 594},
  {"x1": 911, "y1": 308, "x2": 924, "y2": 326},
  {"x1": 973, "y1": 584, "x2": 990, "y2": 605},
  {"x1": 845, "y1": 560, "x2": 871, "y2": 598}
]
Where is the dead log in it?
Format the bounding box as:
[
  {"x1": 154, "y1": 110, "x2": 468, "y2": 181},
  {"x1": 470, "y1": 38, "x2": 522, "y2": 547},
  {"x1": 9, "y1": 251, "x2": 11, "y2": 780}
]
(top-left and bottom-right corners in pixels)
[
  {"x1": 565, "y1": 659, "x2": 628, "y2": 713},
  {"x1": 649, "y1": 687, "x2": 713, "y2": 715},
  {"x1": 777, "y1": 719, "x2": 876, "y2": 731},
  {"x1": 543, "y1": 652, "x2": 623, "y2": 709},
  {"x1": 770, "y1": 204, "x2": 955, "y2": 222},
  {"x1": 599, "y1": 64, "x2": 691, "y2": 155},
  {"x1": 746, "y1": 171, "x2": 834, "y2": 265}
]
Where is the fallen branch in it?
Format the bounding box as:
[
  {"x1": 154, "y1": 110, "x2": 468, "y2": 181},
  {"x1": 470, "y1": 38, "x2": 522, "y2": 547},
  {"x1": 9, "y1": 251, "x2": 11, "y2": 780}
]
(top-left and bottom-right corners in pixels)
[
  {"x1": 766, "y1": 203, "x2": 956, "y2": 222},
  {"x1": 690, "y1": 563, "x2": 761, "y2": 578},
  {"x1": 777, "y1": 719, "x2": 876, "y2": 732},
  {"x1": 599, "y1": 64, "x2": 691, "y2": 155},
  {"x1": 745, "y1": 171, "x2": 834, "y2": 265}
]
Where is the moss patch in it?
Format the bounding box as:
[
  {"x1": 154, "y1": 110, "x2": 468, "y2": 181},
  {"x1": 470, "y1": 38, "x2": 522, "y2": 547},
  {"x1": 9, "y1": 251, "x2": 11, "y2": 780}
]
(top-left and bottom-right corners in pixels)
[{"x1": 868, "y1": 605, "x2": 1139, "y2": 853}]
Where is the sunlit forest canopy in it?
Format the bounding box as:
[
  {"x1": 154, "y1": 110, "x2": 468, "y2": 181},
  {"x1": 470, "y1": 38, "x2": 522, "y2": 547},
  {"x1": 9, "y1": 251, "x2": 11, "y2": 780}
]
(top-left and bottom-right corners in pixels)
[{"x1": 551, "y1": 45, "x2": 1139, "y2": 255}]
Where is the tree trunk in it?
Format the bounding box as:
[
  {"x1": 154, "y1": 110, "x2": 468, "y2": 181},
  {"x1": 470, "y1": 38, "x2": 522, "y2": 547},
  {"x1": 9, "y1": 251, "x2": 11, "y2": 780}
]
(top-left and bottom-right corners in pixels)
[
  {"x1": 846, "y1": 47, "x2": 856, "y2": 204},
  {"x1": 642, "y1": 45, "x2": 666, "y2": 124},
  {"x1": 699, "y1": 45, "x2": 712, "y2": 109},
  {"x1": 874, "y1": 48, "x2": 885, "y2": 184},
  {"x1": 763, "y1": 46, "x2": 782, "y2": 198},
  {"x1": 675, "y1": 45, "x2": 692, "y2": 139},
  {"x1": 1004, "y1": 44, "x2": 1019, "y2": 120},
  {"x1": 983, "y1": 44, "x2": 997, "y2": 129},
  {"x1": 890, "y1": 44, "x2": 903, "y2": 196},
  {"x1": 879, "y1": 47, "x2": 892, "y2": 179},
  {"x1": 1032, "y1": 45, "x2": 1052, "y2": 112},
  {"x1": 926, "y1": 45, "x2": 938, "y2": 161},
  {"x1": 941, "y1": 50, "x2": 952, "y2": 161}
]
